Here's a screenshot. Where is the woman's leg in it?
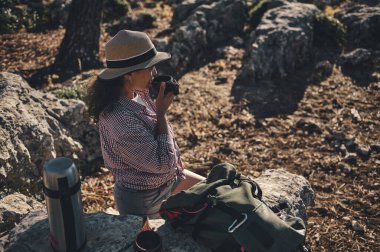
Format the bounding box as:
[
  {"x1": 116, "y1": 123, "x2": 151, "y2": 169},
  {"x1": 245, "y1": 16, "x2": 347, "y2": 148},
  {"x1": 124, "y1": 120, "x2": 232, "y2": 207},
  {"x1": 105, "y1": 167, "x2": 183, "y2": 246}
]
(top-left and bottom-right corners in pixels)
[{"x1": 171, "y1": 169, "x2": 206, "y2": 195}]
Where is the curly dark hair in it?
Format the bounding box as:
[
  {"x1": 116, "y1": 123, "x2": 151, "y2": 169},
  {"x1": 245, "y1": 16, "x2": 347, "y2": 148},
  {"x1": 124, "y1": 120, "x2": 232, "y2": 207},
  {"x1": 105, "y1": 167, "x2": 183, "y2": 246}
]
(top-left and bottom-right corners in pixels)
[{"x1": 85, "y1": 74, "x2": 125, "y2": 124}]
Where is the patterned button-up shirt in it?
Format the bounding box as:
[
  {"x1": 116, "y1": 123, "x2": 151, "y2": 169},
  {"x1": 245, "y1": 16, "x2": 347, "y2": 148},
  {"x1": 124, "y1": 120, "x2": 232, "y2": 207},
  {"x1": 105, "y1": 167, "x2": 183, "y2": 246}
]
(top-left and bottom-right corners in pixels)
[{"x1": 98, "y1": 89, "x2": 186, "y2": 190}]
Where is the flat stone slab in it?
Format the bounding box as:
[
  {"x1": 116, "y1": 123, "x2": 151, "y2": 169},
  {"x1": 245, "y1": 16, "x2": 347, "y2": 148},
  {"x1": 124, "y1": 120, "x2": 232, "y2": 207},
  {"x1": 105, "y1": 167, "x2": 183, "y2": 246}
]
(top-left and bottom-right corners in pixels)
[{"x1": 5, "y1": 212, "x2": 210, "y2": 252}]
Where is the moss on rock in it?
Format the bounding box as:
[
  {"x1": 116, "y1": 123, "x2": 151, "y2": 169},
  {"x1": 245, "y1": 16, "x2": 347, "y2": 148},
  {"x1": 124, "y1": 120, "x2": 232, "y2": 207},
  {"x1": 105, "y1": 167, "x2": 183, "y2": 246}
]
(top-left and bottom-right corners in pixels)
[
  {"x1": 313, "y1": 12, "x2": 346, "y2": 48},
  {"x1": 248, "y1": 0, "x2": 286, "y2": 30},
  {"x1": 248, "y1": 0, "x2": 273, "y2": 29}
]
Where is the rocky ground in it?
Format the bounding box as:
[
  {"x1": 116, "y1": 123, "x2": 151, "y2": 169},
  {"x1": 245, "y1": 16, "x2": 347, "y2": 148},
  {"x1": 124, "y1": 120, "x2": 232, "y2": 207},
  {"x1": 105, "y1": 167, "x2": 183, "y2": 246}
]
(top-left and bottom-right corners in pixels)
[
  {"x1": 1, "y1": 0, "x2": 379, "y2": 251},
  {"x1": 1, "y1": 169, "x2": 314, "y2": 251}
]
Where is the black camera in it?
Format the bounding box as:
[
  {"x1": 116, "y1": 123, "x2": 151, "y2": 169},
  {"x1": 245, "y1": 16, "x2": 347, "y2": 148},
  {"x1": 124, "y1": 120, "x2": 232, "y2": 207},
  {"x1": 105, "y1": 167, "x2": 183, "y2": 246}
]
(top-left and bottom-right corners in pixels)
[{"x1": 150, "y1": 75, "x2": 180, "y2": 97}]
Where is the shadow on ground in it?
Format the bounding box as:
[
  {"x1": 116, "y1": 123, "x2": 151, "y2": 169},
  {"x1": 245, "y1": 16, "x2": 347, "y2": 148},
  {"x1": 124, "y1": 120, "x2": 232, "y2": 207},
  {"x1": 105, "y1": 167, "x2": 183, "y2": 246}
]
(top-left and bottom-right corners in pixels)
[
  {"x1": 230, "y1": 65, "x2": 314, "y2": 119},
  {"x1": 230, "y1": 46, "x2": 343, "y2": 118}
]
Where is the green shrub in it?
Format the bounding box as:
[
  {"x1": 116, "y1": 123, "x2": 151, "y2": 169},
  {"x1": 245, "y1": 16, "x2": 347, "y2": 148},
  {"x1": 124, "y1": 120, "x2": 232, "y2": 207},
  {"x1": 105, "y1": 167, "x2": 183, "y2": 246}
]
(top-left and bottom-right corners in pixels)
[
  {"x1": 313, "y1": 12, "x2": 347, "y2": 48},
  {"x1": 0, "y1": 1, "x2": 42, "y2": 34},
  {"x1": 53, "y1": 80, "x2": 88, "y2": 101},
  {"x1": 0, "y1": 11, "x2": 18, "y2": 34}
]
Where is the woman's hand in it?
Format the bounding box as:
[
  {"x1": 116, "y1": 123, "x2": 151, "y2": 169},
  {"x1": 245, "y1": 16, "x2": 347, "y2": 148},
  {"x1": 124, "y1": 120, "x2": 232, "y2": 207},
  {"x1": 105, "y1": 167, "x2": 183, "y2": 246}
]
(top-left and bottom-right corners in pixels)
[{"x1": 156, "y1": 82, "x2": 174, "y2": 117}]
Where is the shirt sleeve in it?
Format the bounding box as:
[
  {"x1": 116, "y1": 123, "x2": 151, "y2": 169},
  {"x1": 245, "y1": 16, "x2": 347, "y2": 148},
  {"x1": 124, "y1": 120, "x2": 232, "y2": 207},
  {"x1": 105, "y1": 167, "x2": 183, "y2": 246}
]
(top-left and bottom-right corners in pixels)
[{"x1": 110, "y1": 113, "x2": 177, "y2": 174}]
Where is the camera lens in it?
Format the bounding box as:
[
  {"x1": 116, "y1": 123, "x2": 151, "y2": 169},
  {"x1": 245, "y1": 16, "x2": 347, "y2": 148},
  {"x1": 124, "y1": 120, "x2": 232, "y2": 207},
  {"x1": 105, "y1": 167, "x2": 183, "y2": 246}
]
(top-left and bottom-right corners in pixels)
[
  {"x1": 152, "y1": 75, "x2": 172, "y2": 84},
  {"x1": 151, "y1": 75, "x2": 179, "y2": 97}
]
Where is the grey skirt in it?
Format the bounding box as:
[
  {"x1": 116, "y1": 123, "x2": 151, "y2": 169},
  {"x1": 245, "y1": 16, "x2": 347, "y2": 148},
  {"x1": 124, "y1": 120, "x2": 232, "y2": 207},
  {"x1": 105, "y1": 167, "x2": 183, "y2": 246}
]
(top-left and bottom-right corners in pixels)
[{"x1": 113, "y1": 175, "x2": 180, "y2": 219}]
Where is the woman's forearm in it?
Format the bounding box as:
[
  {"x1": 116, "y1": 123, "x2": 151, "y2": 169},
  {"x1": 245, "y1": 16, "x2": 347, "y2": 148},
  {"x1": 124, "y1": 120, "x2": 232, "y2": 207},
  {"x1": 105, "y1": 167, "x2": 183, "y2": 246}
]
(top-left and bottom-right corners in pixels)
[
  {"x1": 155, "y1": 113, "x2": 176, "y2": 169},
  {"x1": 157, "y1": 113, "x2": 169, "y2": 135}
]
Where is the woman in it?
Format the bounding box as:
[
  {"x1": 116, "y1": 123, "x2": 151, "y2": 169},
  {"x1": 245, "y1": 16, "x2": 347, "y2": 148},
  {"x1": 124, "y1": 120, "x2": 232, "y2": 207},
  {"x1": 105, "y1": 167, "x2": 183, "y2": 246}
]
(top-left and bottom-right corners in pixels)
[{"x1": 86, "y1": 30, "x2": 206, "y2": 220}]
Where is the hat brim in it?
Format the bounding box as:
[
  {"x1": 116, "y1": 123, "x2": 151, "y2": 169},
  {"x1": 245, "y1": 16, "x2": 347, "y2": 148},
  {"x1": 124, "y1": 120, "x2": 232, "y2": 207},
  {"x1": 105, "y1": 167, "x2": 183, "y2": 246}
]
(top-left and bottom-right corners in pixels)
[{"x1": 97, "y1": 51, "x2": 171, "y2": 80}]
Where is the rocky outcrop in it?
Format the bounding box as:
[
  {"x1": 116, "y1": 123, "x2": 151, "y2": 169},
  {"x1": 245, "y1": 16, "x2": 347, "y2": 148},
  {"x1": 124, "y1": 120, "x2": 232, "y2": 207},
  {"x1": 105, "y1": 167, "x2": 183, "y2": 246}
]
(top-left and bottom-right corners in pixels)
[
  {"x1": 166, "y1": 0, "x2": 247, "y2": 75},
  {"x1": 235, "y1": 2, "x2": 320, "y2": 86},
  {"x1": 334, "y1": 3, "x2": 380, "y2": 50},
  {"x1": 3, "y1": 169, "x2": 314, "y2": 251},
  {"x1": 0, "y1": 72, "x2": 101, "y2": 196}
]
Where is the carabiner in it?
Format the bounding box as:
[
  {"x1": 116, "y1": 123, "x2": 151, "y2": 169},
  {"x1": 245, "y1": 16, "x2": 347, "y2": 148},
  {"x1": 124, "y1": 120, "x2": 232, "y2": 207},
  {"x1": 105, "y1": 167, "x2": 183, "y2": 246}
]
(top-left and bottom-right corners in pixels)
[{"x1": 227, "y1": 213, "x2": 248, "y2": 233}]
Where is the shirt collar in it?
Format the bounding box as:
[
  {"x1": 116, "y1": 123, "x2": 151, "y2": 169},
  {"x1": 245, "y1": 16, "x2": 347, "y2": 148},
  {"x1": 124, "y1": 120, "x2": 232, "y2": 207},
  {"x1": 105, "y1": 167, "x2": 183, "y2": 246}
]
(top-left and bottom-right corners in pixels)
[{"x1": 117, "y1": 89, "x2": 151, "y2": 112}]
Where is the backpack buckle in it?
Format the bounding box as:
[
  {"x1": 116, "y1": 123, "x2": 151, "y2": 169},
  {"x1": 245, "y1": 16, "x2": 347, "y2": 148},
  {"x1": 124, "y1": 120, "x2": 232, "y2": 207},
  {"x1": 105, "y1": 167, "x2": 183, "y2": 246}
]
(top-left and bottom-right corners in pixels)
[
  {"x1": 227, "y1": 213, "x2": 248, "y2": 233},
  {"x1": 206, "y1": 194, "x2": 218, "y2": 207}
]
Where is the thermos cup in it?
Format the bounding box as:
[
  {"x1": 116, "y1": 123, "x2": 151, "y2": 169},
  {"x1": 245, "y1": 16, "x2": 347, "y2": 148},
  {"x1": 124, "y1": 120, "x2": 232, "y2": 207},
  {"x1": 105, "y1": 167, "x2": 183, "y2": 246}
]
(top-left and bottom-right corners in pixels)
[
  {"x1": 133, "y1": 230, "x2": 162, "y2": 252},
  {"x1": 43, "y1": 157, "x2": 86, "y2": 252}
]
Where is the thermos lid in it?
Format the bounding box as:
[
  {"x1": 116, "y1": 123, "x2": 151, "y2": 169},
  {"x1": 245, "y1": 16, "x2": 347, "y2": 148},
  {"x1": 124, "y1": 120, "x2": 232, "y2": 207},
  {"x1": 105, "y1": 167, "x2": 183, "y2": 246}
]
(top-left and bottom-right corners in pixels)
[{"x1": 43, "y1": 157, "x2": 79, "y2": 191}]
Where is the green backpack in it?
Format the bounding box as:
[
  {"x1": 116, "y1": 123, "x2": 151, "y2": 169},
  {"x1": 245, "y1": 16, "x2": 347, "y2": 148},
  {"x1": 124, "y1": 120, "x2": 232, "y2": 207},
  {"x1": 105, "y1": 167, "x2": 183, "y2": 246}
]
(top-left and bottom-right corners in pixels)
[{"x1": 159, "y1": 163, "x2": 307, "y2": 252}]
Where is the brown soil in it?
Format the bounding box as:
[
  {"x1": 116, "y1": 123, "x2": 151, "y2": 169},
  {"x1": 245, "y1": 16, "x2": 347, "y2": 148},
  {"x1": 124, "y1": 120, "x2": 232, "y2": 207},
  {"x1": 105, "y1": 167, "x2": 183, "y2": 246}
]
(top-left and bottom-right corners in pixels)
[{"x1": 1, "y1": 1, "x2": 379, "y2": 251}]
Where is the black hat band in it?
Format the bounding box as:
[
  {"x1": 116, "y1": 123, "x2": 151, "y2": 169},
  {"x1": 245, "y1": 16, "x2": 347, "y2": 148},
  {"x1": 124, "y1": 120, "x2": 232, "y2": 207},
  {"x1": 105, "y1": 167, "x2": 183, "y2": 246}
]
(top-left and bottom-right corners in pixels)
[{"x1": 106, "y1": 47, "x2": 157, "y2": 69}]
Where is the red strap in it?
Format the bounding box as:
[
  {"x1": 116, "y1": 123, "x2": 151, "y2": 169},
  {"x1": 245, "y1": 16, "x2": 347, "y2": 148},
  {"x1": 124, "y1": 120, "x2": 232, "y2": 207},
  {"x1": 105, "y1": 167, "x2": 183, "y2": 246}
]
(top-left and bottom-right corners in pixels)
[
  {"x1": 159, "y1": 209, "x2": 181, "y2": 219},
  {"x1": 159, "y1": 203, "x2": 209, "y2": 220}
]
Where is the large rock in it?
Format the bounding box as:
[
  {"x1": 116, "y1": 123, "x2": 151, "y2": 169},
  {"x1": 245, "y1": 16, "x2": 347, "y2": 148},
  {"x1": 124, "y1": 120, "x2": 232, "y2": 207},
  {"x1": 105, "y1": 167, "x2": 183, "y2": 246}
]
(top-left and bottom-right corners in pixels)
[
  {"x1": 171, "y1": 0, "x2": 216, "y2": 25},
  {"x1": 254, "y1": 169, "x2": 315, "y2": 220},
  {"x1": 334, "y1": 3, "x2": 380, "y2": 50},
  {"x1": 247, "y1": 0, "x2": 293, "y2": 29},
  {"x1": 0, "y1": 72, "x2": 101, "y2": 196},
  {"x1": 337, "y1": 48, "x2": 380, "y2": 84},
  {"x1": 167, "y1": 0, "x2": 247, "y2": 76},
  {"x1": 235, "y1": 2, "x2": 320, "y2": 86},
  {"x1": 3, "y1": 169, "x2": 314, "y2": 251}
]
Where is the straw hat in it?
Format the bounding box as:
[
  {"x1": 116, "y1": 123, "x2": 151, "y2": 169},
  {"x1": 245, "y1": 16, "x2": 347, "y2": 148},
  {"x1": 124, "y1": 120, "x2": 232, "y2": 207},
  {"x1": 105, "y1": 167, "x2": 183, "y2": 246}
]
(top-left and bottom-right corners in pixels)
[{"x1": 98, "y1": 30, "x2": 171, "y2": 80}]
